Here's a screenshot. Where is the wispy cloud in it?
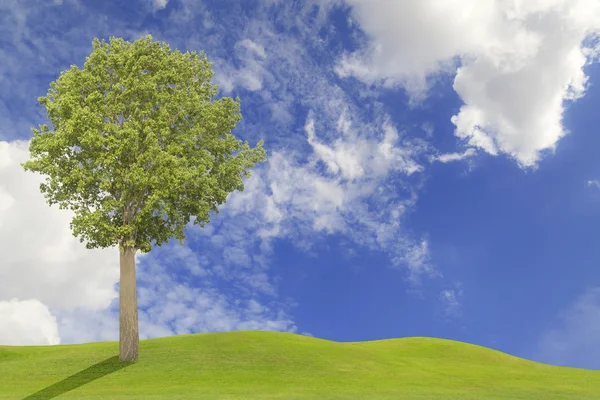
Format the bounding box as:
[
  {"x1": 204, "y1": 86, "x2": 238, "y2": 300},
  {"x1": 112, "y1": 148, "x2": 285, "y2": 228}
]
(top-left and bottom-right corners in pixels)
[
  {"x1": 306, "y1": 112, "x2": 423, "y2": 178},
  {"x1": 421, "y1": 122, "x2": 435, "y2": 138},
  {"x1": 222, "y1": 130, "x2": 434, "y2": 280},
  {"x1": 166, "y1": 2, "x2": 438, "y2": 280},
  {"x1": 211, "y1": 38, "x2": 268, "y2": 93},
  {"x1": 587, "y1": 179, "x2": 600, "y2": 188},
  {"x1": 431, "y1": 148, "x2": 476, "y2": 163},
  {"x1": 151, "y1": 0, "x2": 168, "y2": 11},
  {"x1": 439, "y1": 283, "x2": 464, "y2": 317}
]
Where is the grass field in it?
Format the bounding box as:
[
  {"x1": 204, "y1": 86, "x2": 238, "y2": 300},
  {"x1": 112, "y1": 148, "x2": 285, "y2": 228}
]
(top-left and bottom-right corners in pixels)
[{"x1": 0, "y1": 330, "x2": 598, "y2": 399}]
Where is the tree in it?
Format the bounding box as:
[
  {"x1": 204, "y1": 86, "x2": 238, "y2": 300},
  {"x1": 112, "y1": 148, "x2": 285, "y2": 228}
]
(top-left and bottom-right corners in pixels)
[{"x1": 21, "y1": 35, "x2": 267, "y2": 362}]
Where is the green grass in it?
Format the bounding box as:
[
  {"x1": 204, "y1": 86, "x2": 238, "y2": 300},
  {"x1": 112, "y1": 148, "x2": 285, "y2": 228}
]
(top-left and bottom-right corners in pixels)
[{"x1": 1, "y1": 330, "x2": 598, "y2": 400}]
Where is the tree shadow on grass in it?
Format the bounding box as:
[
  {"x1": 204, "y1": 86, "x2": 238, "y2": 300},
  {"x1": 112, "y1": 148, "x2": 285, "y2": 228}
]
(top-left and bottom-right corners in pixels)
[{"x1": 22, "y1": 356, "x2": 133, "y2": 400}]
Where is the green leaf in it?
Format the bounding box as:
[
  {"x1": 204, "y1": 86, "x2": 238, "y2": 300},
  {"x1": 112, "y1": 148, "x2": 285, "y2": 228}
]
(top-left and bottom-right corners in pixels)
[{"x1": 21, "y1": 34, "x2": 267, "y2": 252}]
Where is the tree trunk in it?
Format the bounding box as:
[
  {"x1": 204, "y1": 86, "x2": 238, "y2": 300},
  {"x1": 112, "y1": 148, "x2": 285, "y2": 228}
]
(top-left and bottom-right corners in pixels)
[{"x1": 119, "y1": 245, "x2": 139, "y2": 362}]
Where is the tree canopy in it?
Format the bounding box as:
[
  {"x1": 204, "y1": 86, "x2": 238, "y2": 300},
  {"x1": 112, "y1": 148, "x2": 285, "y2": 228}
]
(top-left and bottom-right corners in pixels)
[{"x1": 21, "y1": 35, "x2": 267, "y2": 252}]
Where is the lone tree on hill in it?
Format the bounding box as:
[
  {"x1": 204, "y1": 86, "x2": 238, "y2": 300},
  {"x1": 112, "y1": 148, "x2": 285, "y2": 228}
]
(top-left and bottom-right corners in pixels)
[{"x1": 21, "y1": 35, "x2": 267, "y2": 362}]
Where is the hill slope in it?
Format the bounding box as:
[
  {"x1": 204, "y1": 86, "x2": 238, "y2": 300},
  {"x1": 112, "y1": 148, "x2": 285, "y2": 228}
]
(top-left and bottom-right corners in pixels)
[{"x1": 0, "y1": 330, "x2": 597, "y2": 400}]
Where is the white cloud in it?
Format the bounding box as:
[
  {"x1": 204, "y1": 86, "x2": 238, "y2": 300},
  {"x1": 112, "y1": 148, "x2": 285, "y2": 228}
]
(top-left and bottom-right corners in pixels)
[
  {"x1": 223, "y1": 112, "x2": 434, "y2": 278},
  {"x1": 439, "y1": 283, "x2": 464, "y2": 317},
  {"x1": 212, "y1": 39, "x2": 269, "y2": 93},
  {"x1": 0, "y1": 140, "x2": 120, "y2": 312},
  {"x1": 401, "y1": 239, "x2": 434, "y2": 280},
  {"x1": 305, "y1": 112, "x2": 423, "y2": 179},
  {"x1": 237, "y1": 38, "x2": 267, "y2": 59},
  {"x1": 536, "y1": 287, "x2": 600, "y2": 369},
  {"x1": 134, "y1": 254, "x2": 296, "y2": 337},
  {"x1": 587, "y1": 179, "x2": 600, "y2": 188},
  {"x1": 337, "y1": 0, "x2": 600, "y2": 167},
  {"x1": 421, "y1": 122, "x2": 434, "y2": 138},
  {"x1": 0, "y1": 139, "x2": 131, "y2": 344},
  {"x1": 152, "y1": 0, "x2": 169, "y2": 10},
  {"x1": 432, "y1": 148, "x2": 477, "y2": 163},
  {"x1": 0, "y1": 298, "x2": 60, "y2": 345}
]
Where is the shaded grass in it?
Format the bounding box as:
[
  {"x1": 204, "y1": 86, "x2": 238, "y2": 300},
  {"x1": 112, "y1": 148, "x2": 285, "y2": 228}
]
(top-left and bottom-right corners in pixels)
[{"x1": 0, "y1": 330, "x2": 598, "y2": 399}]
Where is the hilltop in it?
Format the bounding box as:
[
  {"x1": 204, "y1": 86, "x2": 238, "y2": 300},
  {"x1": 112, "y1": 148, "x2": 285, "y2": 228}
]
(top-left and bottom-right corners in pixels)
[{"x1": 1, "y1": 330, "x2": 598, "y2": 399}]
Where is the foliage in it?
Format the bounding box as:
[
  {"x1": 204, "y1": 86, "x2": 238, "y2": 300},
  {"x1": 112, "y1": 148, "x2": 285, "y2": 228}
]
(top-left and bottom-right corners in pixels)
[{"x1": 21, "y1": 35, "x2": 266, "y2": 252}]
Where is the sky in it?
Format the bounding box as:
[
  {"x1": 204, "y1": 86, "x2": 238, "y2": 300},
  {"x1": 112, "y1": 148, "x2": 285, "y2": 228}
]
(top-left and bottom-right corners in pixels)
[{"x1": 1, "y1": 0, "x2": 600, "y2": 370}]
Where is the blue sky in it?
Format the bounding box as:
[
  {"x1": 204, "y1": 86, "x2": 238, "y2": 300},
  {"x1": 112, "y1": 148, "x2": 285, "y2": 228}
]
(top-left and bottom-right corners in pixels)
[{"x1": 1, "y1": 0, "x2": 600, "y2": 370}]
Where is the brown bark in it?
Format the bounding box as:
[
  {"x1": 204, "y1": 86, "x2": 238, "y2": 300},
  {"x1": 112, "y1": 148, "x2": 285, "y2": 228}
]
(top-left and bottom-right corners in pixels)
[{"x1": 119, "y1": 244, "x2": 139, "y2": 362}]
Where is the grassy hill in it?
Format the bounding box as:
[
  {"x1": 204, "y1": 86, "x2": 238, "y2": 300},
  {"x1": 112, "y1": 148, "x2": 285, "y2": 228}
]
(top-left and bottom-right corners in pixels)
[{"x1": 0, "y1": 330, "x2": 597, "y2": 399}]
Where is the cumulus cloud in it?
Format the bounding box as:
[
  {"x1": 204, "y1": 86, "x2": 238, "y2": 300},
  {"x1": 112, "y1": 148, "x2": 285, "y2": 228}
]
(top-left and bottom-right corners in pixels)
[
  {"x1": 336, "y1": 0, "x2": 600, "y2": 166},
  {"x1": 0, "y1": 140, "x2": 120, "y2": 313},
  {"x1": 536, "y1": 287, "x2": 600, "y2": 369},
  {"x1": 0, "y1": 299, "x2": 60, "y2": 345},
  {"x1": 0, "y1": 139, "x2": 128, "y2": 344}
]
